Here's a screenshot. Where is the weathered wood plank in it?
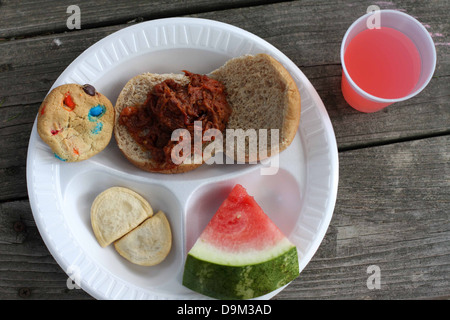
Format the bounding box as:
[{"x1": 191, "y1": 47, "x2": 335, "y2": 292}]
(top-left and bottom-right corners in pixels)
[
  {"x1": 0, "y1": 1, "x2": 448, "y2": 201},
  {"x1": 1, "y1": 0, "x2": 448, "y2": 123},
  {"x1": 0, "y1": 200, "x2": 93, "y2": 299},
  {"x1": 0, "y1": 0, "x2": 282, "y2": 38},
  {"x1": 192, "y1": 0, "x2": 450, "y2": 149},
  {"x1": 0, "y1": 0, "x2": 449, "y2": 300},
  {"x1": 1, "y1": 135, "x2": 448, "y2": 299},
  {"x1": 275, "y1": 135, "x2": 450, "y2": 299}
]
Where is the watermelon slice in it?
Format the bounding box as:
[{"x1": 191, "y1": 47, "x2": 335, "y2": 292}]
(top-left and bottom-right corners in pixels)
[{"x1": 183, "y1": 184, "x2": 299, "y2": 299}]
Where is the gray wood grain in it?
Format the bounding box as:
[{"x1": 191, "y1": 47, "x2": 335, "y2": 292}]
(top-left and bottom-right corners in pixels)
[
  {"x1": 1, "y1": 135, "x2": 448, "y2": 299},
  {"x1": 0, "y1": 0, "x2": 449, "y2": 300},
  {"x1": 0, "y1": 0, "x2": 281, "y2": 38},
  {"x1": 275, "y1": 135, "x2": 450, "y2": 299},
  {"x1": 0, "y1": 200, "x2": 93, "y2": 299},
  {"x1": 1, "y1": 1, "x2": 448, "y2": 201}
]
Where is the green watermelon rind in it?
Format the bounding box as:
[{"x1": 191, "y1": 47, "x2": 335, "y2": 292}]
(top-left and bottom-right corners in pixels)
[
  {"x1": 182, "y1": 246, "x2": 299, "y2": 300},
  {"x1": 188, "y1": 236, "x2": 296, "y2": 266}
]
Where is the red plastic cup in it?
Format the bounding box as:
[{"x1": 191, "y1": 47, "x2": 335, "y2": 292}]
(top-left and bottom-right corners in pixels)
[{"x1": 340, "y1": 10, "x2": 436, "y2": 113}]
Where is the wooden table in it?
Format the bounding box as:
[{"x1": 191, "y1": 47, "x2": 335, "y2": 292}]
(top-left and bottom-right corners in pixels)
[{"x1": 0, "y1": 0, "x2": 448, "y2": 300}]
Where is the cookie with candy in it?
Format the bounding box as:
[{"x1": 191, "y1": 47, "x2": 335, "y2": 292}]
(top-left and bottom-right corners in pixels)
[{"x1": 37, "y1": 83, "x2": 114, "y2": 162}]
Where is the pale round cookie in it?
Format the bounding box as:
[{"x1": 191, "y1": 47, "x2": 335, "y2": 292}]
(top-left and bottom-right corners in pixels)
[
  {"x1": 114, "y1": 211, "x2": 172, "y2": 266},
  {"x1": 91, "y1": 186, "x2": 154, "y2": 248},
  {"x1": 37, "y1": 83, "x2": 114, "y2": 162}
]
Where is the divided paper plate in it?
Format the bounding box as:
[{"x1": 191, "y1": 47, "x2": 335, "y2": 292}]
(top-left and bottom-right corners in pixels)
[{"x1": 26, "y1": 17, "x2": 339, "y2": 300}]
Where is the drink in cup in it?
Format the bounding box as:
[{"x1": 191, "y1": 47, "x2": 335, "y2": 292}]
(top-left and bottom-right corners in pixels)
[{"x1": 340, "y1": 9, "x2": 436, "y2": 113}]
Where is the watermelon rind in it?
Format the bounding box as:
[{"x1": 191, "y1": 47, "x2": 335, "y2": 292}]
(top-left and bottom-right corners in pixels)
[
  {"x1": 188, "y1": 236, "x2": 296, "y2": 266},
  {"x1": 182, "y1": 245, "x2": 299, "y2": 300}
]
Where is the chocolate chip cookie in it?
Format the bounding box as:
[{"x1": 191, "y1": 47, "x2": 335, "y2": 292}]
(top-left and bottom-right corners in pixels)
[{"x1": 37, "y1": 83, "x2": 114, "y2": 162}]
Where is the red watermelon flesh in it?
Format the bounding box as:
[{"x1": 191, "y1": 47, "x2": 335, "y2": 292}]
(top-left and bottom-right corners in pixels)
[
  {"x1": 183, "y1": 184, "x2": 299, "y2": 299},
  {"x1": 199, "y1": 184, "x2": 285, "y2": 252}
]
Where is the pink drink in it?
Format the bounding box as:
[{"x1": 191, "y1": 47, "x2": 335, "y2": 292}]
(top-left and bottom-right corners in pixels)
[
  {"x1": 341, "y1": 10, "x2": 436, "y2": 113},
  {"x1": 344, "y1": 27, "x2": 421, "y2": 101}
]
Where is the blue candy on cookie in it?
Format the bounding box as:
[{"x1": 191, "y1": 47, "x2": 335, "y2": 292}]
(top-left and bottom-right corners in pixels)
[
  {"x1": 91, "y1": 121, "x2": 104, "y2": 135},
  {"x1": 54, "y1": 153, "x2": 67, "y2": 162},
  {"x1": 88, "y1": 104, "x2": 106, "y2": 121}
]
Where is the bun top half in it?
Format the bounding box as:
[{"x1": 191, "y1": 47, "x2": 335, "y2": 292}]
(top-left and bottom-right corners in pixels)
[{"x1": 211, "y1": 53, "x2": 301, "y2": 163}]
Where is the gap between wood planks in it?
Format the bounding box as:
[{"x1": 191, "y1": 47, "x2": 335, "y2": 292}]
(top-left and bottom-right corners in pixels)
[
  {"x1": 0, "y1": 0, "x2": 293, "y2": 41},
  {"x1": 338, "y1": 130, "x2": 450, "y2": 153}
]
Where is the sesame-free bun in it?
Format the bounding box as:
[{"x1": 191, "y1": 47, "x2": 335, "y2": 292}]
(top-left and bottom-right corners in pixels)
[
  {"x1": 211, "y1": 53, "x2": 301, "y2": 163},
  {"x1": 113, "y1": 73, "x2": 200, "y2": 174},
  {"x1": 114, "y1": 54, "x2": 301, "y2": 173}
]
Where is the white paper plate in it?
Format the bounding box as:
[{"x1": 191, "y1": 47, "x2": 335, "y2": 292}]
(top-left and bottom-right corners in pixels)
[{"x1": 26, "y1": 17, "x2": 338, "y2": 300}]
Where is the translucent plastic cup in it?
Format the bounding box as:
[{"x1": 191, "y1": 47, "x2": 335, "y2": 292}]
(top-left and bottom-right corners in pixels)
[{"x1": 340, "y1": 10, "x2": 436, "y2": 113}]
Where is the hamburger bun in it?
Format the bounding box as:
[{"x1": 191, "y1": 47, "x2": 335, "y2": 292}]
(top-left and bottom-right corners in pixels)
[{"x1": 114, "y1": 53, "x2": 301, "y2": 173}]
